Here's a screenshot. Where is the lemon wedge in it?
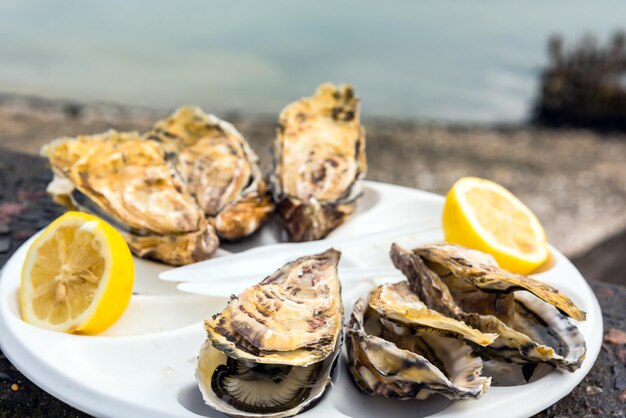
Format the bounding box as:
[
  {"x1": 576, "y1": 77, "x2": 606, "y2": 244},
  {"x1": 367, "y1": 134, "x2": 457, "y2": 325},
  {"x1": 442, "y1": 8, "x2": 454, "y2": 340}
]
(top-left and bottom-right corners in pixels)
[
  {"x1": 442, "y1": 177, "x2": 548, "y2": 274},
  {"x1": 20, "y1": 212, "x2": 134, "y2": 334}
]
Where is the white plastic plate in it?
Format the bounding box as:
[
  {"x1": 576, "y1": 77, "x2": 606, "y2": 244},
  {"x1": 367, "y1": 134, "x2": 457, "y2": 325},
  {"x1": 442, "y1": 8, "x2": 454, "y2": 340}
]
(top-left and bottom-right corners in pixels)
[{"x1": 0, "y1": 181, "x2": 602, "y2": 418}]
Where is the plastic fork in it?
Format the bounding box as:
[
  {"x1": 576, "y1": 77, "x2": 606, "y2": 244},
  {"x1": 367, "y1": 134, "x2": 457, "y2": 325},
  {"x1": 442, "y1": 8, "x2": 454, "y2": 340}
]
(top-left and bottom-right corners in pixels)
[
  {"x1": 159, "y1": 219, "x2": 438, "y2": 283},
  {"x1": 176, "y1": 266, "x2": 404, "y2": 297}
]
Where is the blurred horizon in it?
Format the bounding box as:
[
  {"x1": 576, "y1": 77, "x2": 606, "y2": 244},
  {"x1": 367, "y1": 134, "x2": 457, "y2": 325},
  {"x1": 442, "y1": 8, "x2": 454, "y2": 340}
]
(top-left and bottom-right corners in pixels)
[{"x1": 1, "y1": 0, "x2": 625, "y2": 123}]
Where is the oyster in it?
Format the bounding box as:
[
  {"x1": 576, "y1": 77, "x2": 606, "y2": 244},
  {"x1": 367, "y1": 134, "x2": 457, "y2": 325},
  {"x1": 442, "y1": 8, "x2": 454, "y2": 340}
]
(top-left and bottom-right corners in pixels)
[
  {"x1": 270, "y1": 83, "x2": 367, "y2": 241},
  {"x1": 42, "y1": 131, "x2": 218, "y2": 265},
  {"x1": 147, "y1": 106, "x2": 274, "y2": 240},
  {"x1": 390, "y1": 243, "x2": 587, "y2": 371},
  {"x1": 197, "y1": 249, "x2": 343, "y2": 417},
  {"x1": 346, "y1": 282, "x2": 493, "y2": 400},
  {"x1": 368, "y1": 281, "x2": 497, "y2": 346}
]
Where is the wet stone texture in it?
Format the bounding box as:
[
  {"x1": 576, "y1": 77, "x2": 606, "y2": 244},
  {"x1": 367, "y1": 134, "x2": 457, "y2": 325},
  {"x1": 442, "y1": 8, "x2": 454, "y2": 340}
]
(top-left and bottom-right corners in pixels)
[
  {"x1": 534, "y1": 283, "x2": 626, "y2": 418},
  {"x1": 0, "y1": 150, "x2": 86, "y2": 418},
  {"x1": 0, "y1": 147, "x2": 624, "y2": 416}
]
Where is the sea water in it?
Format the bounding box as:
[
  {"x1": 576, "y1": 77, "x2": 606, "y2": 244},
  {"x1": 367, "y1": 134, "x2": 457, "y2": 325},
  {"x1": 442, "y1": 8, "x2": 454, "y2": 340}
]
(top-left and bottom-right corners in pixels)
[{"x1": 0, "y1": 0, "x2": 624, "y2": 123}]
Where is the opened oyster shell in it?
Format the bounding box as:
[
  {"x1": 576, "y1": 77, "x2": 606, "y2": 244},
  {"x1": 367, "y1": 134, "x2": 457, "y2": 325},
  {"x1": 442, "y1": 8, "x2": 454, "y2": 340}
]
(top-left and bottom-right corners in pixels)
[
  {"x1": 42, "y1": 131, "x2": 218, "y2": 265},
  {"x1": 270, "y1": 83, "x2": 367, "y2": 241},
  {"x1": 147, "y1": 106, "x2": 274, "y2": 240},
  {"x1": 346, "y1": 282, "x2": 492, "y2": 400},
  {"x1": 390, "y1": 243, "x2": 587, "y2": 371},
  {"x1": 197, "y1": 249, "x2": 343, "y2": 417}
]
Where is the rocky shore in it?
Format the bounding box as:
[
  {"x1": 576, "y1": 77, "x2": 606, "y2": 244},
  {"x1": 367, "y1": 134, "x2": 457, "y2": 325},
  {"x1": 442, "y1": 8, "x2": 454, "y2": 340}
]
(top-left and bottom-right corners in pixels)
[{"x1": 2, "y1": 93, "x2": 626, "y2": 260}]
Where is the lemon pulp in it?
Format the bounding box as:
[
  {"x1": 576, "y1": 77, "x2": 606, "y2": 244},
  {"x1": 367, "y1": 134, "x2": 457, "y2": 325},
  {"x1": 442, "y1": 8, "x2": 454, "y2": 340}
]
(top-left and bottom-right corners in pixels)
[{"x1": 21, "y1": 212, "x2": 134, "y2": 334}]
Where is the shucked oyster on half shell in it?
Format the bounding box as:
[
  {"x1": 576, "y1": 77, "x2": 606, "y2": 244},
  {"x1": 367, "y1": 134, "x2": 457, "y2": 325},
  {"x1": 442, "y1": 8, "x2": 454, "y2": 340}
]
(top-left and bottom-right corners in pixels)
[
  {"x1": 146, "y1": 106, "x2": 274, "y2": 241},
  {"x1": 346, "y1": 281, "x2": 494, "y2": 400},
  {"x1": 270, "y1": 83, "x2": 367, "y2": 242},
  {"x1": 197, "y1": 249, "x2": 343, "y2": 417},
  {"x1": 41, "y1": 131, "x2": 218, "y2": 265},
  {"x1": 390, "y1": 243, "x2": 587, "y2": 372}
]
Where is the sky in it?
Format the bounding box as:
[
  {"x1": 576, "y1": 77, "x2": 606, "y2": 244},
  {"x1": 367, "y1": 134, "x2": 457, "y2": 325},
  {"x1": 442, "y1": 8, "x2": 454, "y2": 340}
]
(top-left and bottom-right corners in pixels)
[{"x1": 1, "y1": 0, "x2": 625, "y2": 122}]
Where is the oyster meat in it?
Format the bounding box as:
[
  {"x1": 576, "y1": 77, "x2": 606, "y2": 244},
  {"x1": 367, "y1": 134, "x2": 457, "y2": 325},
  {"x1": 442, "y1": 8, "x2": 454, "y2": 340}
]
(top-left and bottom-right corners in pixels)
[
  {"x1": 197, "y1": 249, "x2": 343, "y2": 417},
  {"x1": 270, "y1": 83, "x2": 367, "y2": 241},
  {"x1": 390, "y1": 243, "x2": 587, "y2": 371},
  {"x1": 147, "y1": 106, "x2": 274, "y2": 240},
  {"x1": 42, "y1": 130, "x2": 218, "y2": 265},
  {"x1": 346, "y1": 281, "x2": 493, "y2": 400}
]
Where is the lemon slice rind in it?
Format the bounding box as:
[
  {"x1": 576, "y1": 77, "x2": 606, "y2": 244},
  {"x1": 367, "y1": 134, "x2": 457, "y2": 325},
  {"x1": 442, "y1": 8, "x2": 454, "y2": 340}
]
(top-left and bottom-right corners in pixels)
[{"x1": 453, "y1": 177, "x2": 548, "y2": 263}]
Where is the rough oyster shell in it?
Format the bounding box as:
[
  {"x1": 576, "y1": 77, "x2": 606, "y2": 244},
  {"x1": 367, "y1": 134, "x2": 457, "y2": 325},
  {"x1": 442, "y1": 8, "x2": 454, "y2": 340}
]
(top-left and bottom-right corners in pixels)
[
  {"x1": 42, "y1": 131, "x2": 218, "y2": 265},
  {"x1": 270, "y1": 83, "x2": 367, "y2": 241},
  {"x1": 346, "y1": 283, "x2": 491, "y2": 400},
  {"x1": 197, "y1": 249, "x2": 343, "y2": 417},
  {"x1": 390, "y1": 243, "x2": 587, "y2": 371},
  {"x1": 147, "y1": 106, "x2": 274, "y2": 240}
]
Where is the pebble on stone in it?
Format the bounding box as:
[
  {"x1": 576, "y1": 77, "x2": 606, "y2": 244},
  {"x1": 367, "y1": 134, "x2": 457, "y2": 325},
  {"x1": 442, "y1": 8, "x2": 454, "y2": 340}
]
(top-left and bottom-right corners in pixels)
[
  {"x1": 596, "y1": 286, "x2": 616, "y2": 299},
  {"x1": 605, "y1": 329, "x2": 626, "y2": 345},
  {"x1": 0, "y1": 237, "x2": 10, "y2": 254},
  {"x1": 617, "y1": 347, "x2": 626, "y2": 365},
  {"x1": 10, "y1": 383, "x2": 19, "y2": 392},
  {"x1": 586, "y1": 385, "x2": 604, "y2": 395},
  {"x1": 17, "y1": 189, "x2": 47, "y2": 201},
  {"x1": 0, "y1": 202, "x2": 27, "y2": 224},
  {"x1": 13, "y1": 229, "x2": 36, "y2": 240},
  {"x1": 0, "y1": 224, "x2": 10, "y2": 235}
]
